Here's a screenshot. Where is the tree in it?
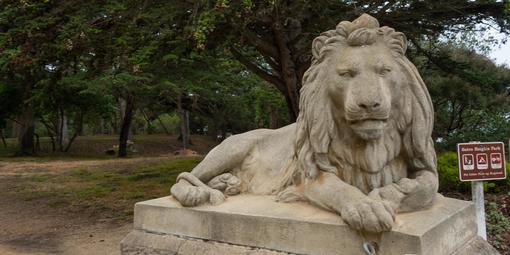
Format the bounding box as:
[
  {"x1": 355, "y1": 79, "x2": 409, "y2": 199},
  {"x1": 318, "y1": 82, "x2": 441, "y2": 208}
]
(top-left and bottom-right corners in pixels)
[
  {"x1": 190, "y1": 0, "x2": 510, "y2": 120},
  {"x1": 0, "y1": 0, "x2": 59, "y2": 155},
  {"x1": 0, "y1": 0, "x2": 120, "y2": 154},
  {"x1": 416, "y1": 46, "x2": 510, "y2": 150}
]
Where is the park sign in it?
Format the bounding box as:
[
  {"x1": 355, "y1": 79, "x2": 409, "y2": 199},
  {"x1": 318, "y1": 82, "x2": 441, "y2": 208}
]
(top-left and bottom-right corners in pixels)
[{"x1": 457, "y1": 142, "x2": 507, "y2": 181}]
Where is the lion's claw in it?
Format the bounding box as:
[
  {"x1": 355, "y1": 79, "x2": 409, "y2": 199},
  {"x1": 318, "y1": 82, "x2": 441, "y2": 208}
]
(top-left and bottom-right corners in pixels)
[{"x1": 340, "y1": 199, "x2": 395, "y2": 233}]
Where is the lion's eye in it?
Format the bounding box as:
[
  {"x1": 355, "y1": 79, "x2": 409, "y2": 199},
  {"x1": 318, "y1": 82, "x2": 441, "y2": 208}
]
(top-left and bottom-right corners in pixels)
[
  {"x1": 379, "y1": 68, "x2": 392, "y2": 76},
  {"x1": 338, "y1": 69, "x2": 356, "y2": 78}
]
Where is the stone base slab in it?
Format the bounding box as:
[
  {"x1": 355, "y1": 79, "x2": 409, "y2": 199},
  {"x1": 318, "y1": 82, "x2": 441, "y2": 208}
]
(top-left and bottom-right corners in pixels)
[
  {"x1": 121, "y1": 194, "x2": 499, "y2": 255},
  {"x1": 121, "y1": 231, "x2": 498, "y2": 255},
  {"x1": 121, "y1": 230, "x2": 289, "y2": 255}
]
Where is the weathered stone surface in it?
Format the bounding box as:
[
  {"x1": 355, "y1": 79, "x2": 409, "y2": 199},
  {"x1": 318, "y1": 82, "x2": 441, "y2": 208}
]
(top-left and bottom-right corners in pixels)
[
  {"x1": 121, "y1": 231, "x2": 289, "y2": 255},
  {"x1": 120, "y1": 194, "x2": 492, "y2": 255},
  {"x1": 453, "y1": 237, "x2": 500, "y2": 255},
  {"x1": 170, "y1": 14, "x2": 439, "y2": 234}
]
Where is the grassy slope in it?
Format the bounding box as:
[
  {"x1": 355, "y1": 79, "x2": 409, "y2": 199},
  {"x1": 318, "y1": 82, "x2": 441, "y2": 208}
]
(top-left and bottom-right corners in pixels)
[
  {"x1": 13, "y1": 157, "x2": 201, "y2": 220},
  {"x1": 0, "y1": 134, "x2": 213, "y2": 220}
]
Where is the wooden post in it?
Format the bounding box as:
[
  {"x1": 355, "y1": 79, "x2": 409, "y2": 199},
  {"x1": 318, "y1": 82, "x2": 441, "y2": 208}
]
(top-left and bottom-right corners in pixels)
[{"x1": 471, "y1": 181, "x2": 487, "y2": 240}]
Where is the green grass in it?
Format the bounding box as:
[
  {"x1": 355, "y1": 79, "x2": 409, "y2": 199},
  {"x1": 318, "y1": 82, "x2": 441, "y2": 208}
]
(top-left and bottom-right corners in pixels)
[{"x1": 8, "y1": 157, "x2": 202, "y2": 220}]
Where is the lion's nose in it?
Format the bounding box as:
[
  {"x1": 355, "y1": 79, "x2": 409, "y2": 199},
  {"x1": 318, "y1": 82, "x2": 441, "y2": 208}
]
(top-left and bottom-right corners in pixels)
[{"x1": 358, "y1": 102, "x2": 381, "y2": 111}]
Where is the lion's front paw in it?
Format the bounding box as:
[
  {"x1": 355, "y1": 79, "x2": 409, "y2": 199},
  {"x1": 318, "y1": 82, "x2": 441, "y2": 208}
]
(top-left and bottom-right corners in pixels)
[
  {"x1": 340, "y1": 198, "x2": 395, "y2": 233},
  {"x1": 208, "y1": 188, "x2": 226, "y2": 205},
  {"x1": 171, "y1": 182, "x2": 209, "y2": 207}
]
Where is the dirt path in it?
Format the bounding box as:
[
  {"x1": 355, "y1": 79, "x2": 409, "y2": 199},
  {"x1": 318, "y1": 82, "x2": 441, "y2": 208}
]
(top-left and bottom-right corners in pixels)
[
  {"x1": 0, "y1": 157, "x2": 177, "y2": 254},
  {"x1": 0, "y1": 195, "x2": 131, "y2": 254}
]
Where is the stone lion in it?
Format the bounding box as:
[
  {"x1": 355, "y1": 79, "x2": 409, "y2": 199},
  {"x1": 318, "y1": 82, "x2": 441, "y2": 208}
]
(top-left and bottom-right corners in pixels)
[{"x1": 171, "y1": 14, "x2": 438, "y2": 233}]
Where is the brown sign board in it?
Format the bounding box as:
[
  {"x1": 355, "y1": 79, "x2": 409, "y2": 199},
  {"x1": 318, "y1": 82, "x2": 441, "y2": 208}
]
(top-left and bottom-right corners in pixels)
[{"x1": 457, "y1": 142, "x2": 507, "y2": 181}]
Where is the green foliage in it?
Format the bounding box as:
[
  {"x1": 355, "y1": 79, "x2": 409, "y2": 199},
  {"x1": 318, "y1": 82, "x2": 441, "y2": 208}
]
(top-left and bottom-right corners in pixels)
[
  {"x1": 486, "y1": 202, "x2": 510, "y2": 250},
  {"x1": 419, "y1": 45, "x2": 510, "y2": 150},
  {"x1": 437, "y1": 152, "x2": 510, "y2": 193},
  {"x1": 1, "y1": 0, "x2": 509, "y2": 156},
  {"x1": 437, "y1": 152, "x2": 470, "y2": 192}
]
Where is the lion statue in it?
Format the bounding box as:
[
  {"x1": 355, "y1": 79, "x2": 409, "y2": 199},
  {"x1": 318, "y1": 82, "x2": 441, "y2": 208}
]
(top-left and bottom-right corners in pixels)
[{"x1": 171, "y1": 14, "x2": 438, "y2": 233}]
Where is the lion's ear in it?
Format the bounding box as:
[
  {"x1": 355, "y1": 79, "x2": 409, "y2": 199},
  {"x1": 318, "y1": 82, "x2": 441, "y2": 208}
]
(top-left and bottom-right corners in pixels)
[
  {"x1": 312, "y1": 36, "x2": 328, "y2": 60},
  {"x1": 379, "y1": 27, "x2": 408, "y2": 57},
  {"x1": 390, "y1": 32, "x2": 407, "y2": 56}
]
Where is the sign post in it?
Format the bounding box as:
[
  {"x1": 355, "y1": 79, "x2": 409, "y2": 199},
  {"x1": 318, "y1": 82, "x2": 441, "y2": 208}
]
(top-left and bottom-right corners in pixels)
[
  {"x1": 471, "y1": 181, "x2": 486, "y2": 240},
  {"x1": 457, "y1": 142, "x2": 507, "y2": 241}
]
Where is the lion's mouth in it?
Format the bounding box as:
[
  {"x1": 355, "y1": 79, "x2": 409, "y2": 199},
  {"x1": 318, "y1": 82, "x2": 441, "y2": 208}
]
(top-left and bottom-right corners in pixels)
[{"x1": 349, "y1": 118, "x2": 388, "y2": 140}]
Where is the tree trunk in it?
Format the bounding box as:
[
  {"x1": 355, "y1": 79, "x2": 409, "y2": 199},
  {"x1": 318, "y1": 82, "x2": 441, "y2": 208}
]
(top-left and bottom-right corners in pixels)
[
  {"x1": 272, "y1": 21, "x2": 300, "y2": 121},
  {"x1": 179, "y1": 109, "x2": 190, "y2": 149},
  {"x1": 230, "y1": 24, "x2": 302, "y2": 121},
  {"x1": 119, "y1": 97, "x2": 134, "y2": 141},
  {"x1": 57, "y1": 108, "x2": 70, "y2": 152},
  {"x1": 118, "y1": 94, "x2": 135, "y2": 157},
  {"x1": 268, "y1": 107, "x2": 280, "y2": 129},
  {"x1": 40, "y1": 118, "x2": 56, "y2": 152},
  {"x1": 11, "y1": 120, "x2": 20, "y2": 138},
  {"x1": 16, "y1": 104, "x2": 35, "y2": 156},
  {"x1": 177, "y1": 94, "x2": 190, "y2": 149},
  {"x1": 64, "y1": 112, "x2": 84, "y2": 152},
  {"x1": 0, "y1": 129, "x2": 6, "y2": 148},
  {"x1": 34, "y1": 133, "x2": 41, "y2": 152}
]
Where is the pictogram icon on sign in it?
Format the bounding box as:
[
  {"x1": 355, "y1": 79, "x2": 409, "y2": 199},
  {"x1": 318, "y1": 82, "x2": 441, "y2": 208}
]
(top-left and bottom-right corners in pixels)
[
  {"x1": 490, "y1": 153, "x2": 502, "y2": 169},
  {"x1": 476, "y1": 154, "x2": 488, "y2": 170},
  {"x1": 462, "y1": 154, "x2": 474, "y2": 170}
]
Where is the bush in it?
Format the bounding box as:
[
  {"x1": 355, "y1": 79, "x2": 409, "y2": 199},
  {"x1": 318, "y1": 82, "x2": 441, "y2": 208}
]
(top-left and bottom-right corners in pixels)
[
  {"x1": 486, "y1": 202, "x2": 510, "y2": 251},
  {"x1": 437, "y1": 152, "x2": 469, "y2": 192},
  {"x1": 437, "y1": 152, "x2": 510, "y2": 193}
]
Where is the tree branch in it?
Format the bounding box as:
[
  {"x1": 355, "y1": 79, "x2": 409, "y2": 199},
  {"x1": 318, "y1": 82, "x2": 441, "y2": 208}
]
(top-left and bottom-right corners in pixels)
[
  {"x1": 230, "y1": 47, "x2": 285, "y2": 92},
  {"x1": 242, "y1": 29, "x2": 280, "y2": 60},
  {"x1": 263, "y1": 55, "x2": 280, "y2": 72},
  {"x1": 272, "y1": 20, "x2": 300, "y2": 117}
]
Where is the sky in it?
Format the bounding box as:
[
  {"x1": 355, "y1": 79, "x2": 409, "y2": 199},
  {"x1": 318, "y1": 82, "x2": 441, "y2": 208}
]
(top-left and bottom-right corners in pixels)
[
  {"x1": 485, "y1": 26, "x2": 510, "y2": 66},
  {"x1": 489, "y1": 41, "x2": 510, "y2": 66}
]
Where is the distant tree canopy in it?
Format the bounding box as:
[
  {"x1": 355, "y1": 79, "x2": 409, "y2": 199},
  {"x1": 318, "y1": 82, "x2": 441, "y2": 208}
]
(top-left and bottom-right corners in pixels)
[
  {"x1": 420, "y1": 46, "x2": 510, "y2": 150},
  {"x1": 190, "y1": 0, "x2": 510, "y2": 120},
  {"x1": 0, "y1": 0, "x2": 288, "y2": 156},
  {"x1": 0, "y1": 0, "x2": 509, "y2": 155}
]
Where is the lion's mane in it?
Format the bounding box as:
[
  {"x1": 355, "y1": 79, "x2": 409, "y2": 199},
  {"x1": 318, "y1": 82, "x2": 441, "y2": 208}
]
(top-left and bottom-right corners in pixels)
[{"x1": 277, "y1": 14, "x2": 436, "y2": 195}]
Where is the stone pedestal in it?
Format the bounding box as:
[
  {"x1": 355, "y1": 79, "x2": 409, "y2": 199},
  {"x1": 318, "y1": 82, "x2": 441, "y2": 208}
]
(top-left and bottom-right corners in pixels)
[{"x1": 121, "y1": 194, "x2": 498, "y2": 255}]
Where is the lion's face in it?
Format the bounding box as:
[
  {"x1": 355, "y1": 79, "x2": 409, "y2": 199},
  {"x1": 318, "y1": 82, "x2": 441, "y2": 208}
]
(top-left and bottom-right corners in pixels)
[{"x1": 323, "y1": 42, "x2": 404, "y2": 141}]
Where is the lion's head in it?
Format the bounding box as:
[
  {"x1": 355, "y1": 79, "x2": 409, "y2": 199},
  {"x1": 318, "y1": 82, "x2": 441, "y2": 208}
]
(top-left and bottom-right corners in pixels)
[{"x1": 288, "y1": 14, "x2": 436, "y2": 193}]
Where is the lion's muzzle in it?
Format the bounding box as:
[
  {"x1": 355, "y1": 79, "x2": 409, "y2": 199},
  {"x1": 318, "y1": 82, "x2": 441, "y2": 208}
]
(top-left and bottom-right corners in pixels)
[{"x1": 349, "y1": 118, "x2": 388, "y2": 140}]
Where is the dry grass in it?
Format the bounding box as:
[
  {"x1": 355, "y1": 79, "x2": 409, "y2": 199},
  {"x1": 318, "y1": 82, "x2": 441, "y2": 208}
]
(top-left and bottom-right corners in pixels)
[
  {"x1": 1, "y1": 156, "x2": 203, "y2": 220},
  {"x1": 0, "y1": 134, "x2": 216, "y2": 220}
]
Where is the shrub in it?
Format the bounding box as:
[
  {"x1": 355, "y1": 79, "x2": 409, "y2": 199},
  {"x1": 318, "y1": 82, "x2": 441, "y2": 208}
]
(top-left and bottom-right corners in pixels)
[
  {"x1": 437, "y1": 152, "x2": 470, "y2": 192},
  {"x1": 486, "y1": 202, "x2": 510, "y2": 251}
]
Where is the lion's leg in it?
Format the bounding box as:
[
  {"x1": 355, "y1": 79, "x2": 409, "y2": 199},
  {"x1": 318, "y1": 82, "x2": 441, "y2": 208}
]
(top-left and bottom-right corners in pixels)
[
  {"x1": 171, "y1": 134, "x2": 257, "y2": 206},
  {"x1": 303, "y1": 172, "x2": 366, "y2": 212},
  {"x1": 398, "y1": 170, "x2": 438, "y2": 211},
  {"x1": 369, "y1": 170, "x2": 438, "y2": 213},
  {"x1": 189, "y1": 134, "x2": 257, "y2": 182},
  {"x1": 304, "y1": 172, "x2": 395, "y2": 233}
]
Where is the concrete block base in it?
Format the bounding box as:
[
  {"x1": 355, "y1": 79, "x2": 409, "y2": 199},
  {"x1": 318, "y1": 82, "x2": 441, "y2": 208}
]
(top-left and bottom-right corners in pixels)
[{"x1": 121, "y1": 194, "x2": 499, "y2": 255}]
